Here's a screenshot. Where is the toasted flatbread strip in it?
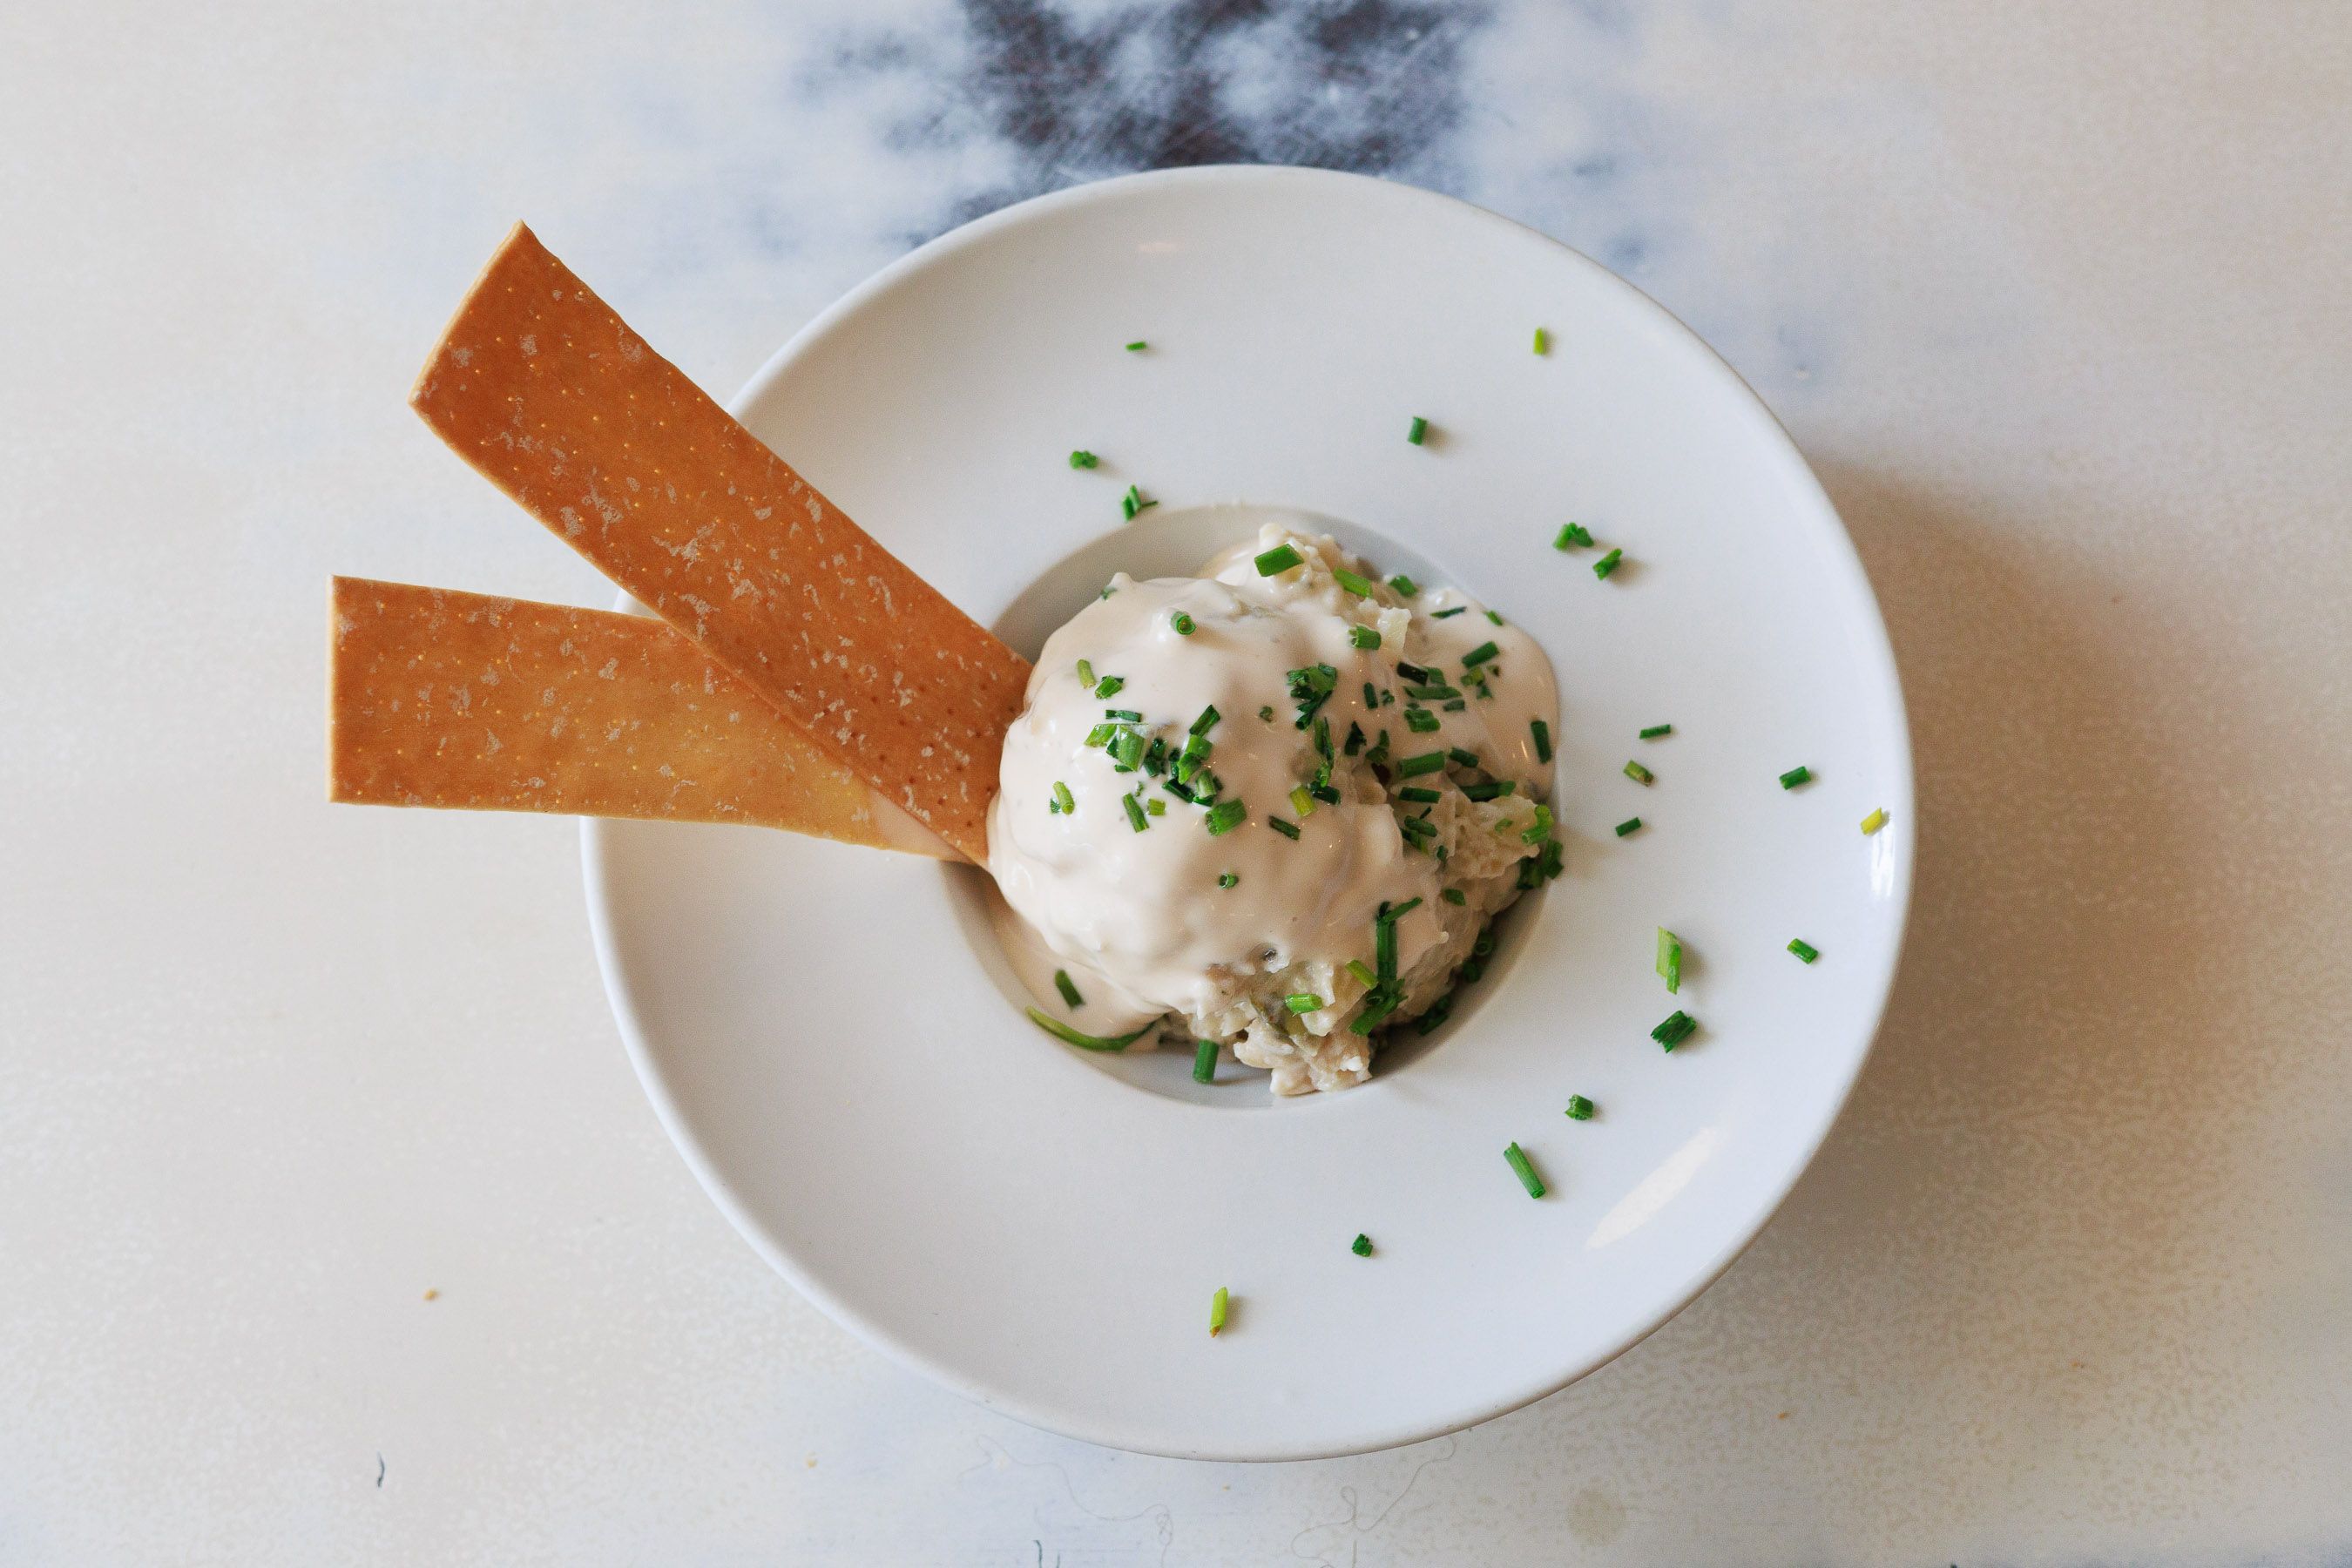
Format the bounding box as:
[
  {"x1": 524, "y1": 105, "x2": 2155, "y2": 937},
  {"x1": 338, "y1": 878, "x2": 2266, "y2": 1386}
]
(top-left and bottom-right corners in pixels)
[
  {"x1": 328, "y1": 576, "x2": 953, "y2": 857},
  {"x1": 409, "y1": 224, "x2": 1028, "y2": 862}
]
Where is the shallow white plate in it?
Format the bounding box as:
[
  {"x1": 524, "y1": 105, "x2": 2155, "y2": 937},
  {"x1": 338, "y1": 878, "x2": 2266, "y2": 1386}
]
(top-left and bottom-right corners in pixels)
[{"x1": 584, "y1": 166, "x2": 1911, "y2": 1461}]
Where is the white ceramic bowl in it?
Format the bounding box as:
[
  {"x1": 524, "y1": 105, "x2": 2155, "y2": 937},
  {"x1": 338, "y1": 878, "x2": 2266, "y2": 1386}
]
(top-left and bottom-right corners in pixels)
[{"x1": 584, "y1": 166, "x2": 1912, "y2": 1460}]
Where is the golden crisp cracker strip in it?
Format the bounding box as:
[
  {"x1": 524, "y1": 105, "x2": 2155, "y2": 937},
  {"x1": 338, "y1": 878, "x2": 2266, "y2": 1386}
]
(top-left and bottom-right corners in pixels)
[
  {"x1": 328, "y1": 577, "x2": 953, "y2": 857},
  {"x1": 409, "y1": 224, "x2": 1028, "y2": 862}
]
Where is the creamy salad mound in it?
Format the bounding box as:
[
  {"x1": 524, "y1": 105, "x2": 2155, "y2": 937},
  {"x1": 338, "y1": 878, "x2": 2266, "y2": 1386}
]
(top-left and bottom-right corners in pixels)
[{"x1": 988, "y1": 524, "x2": 1563, "y2": 1095}]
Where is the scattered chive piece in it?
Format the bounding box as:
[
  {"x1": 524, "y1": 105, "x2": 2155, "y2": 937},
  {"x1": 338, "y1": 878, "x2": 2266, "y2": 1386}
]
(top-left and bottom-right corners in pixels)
[
  {"x1": 1552, "y1": 522, "x2": 1593, "y2": 550},
  {"x1": 1788, "y1": 937, "x2": 1820, "y2": 963},
  {"x1": 1443, "y1": 699, "x2": 1466, "y2": 712},
  {"x1": 1651, "y1": 1010, "x2": 1698, "y2": 1051},
  {"x1": 1209, "y1": 1285, "x2": 1228, "y2": 1335},
  {"x1": 1346, "y1": 959, "x2": 1378, "y2": 989},
  {"x1": 1462, "y1": 640, "x2": 1500, "y2": 669},
  {"x1": 1024, "y1": 1007, "x2": 1152, "y2": 1052},
  {"x1": 1592, "y1": 547, "x2": 1624, "y2": 579},
  {"x1": 1190, "y1": 705, "x2": 1220, "y2": 736},
  {"x1": 1053, "y1": 970, "x2": 1085, "y2": 1009},
  {"x1": 1486, "y1": 609, "x2": 1503, "y2": 625},
  {"x1": 1404, "y1": 707, "x2": 1441, "y2": 733},
  {"x1": 1051, "y1": 780, "x2": 1075, "y2": 815},
  {"x1": 1268, "y1": 815, "x2": 1302, "y2": 841},
  {"x1": 1171, "y1": 611, "x2": 1196, "y2": 636},
  {"x1": 1398, "y1": 786, "x2": 1442, "y2": 803},
  {"x1": 1565, "y1": 1095, "x2": 1595, "y2": 1121},
  {"x1": 1388, "y1": 574, "x2": 1419, "y2": 596},
  {"x1": 1531, "y1": 719, "x2": 1553, "y2": 764},
  {"x1": 1862, "y1": 808, "x2": 1889, "y2": 835},
  {"x1": 1254, "y1": 544, "x2": 1304, "y2": 577},
  {"x1": 1395, "y1": 660, "x2": 1429, "y2": 682},
  {"x1": 1076, "y1": 659, "x2": 1096, "y2": 688},
  {"x1": 1099, "y1": 585, "x2": 1117, "y2": 599},
  {"x1": 1462, "y1": 780, "x2": 1517, "y2": 801},
  {"x1": 1094, "y1": 674, "x2": 1125, "y2": 698},
  {"x1": 1259, "y1": 705, "x2": 1274, "y2": 722},
  {"x1": 1443, "y1": 887, "x2": 1467, "y2": 905},
  {"x1": 1122, "y1": 794, "x2": 1149, "y2": 833},
  {"x1": 1656, "y1": 927, "x2": 1682, "y2": 994},
  {"x1": 1332, "y1": 567, "x2": 1376, "y2": 597},
  {"x1": 1504, "y1": 1142, "x2": 1546, "y2": 1199},
  {"x1": 1146, "y1": 797, "x2": 1165, "y2": 816},
  {"x1": 1119, "y1": 483, "x2": 1157, "y2": 521},
  {"x1": 1615, "y1": 816, "x2": 1642, "y2": 837},
  {"x1": 1288, "y1": 785, "x2": 1315, "y2": 818},
  {"x1": 1382, "y1": 896, "x2": 1423, "y2": 923},
  {"x1": 1103, "y1": 707, "x2": 1142, "y2": 721},
  {"x1": 1068, "y1": 449, "x2": 1098, "y2": 469},
  {"x1": 1532, "y1": 327, "x2": 1549, "y2": 355},
  {"x1": 1403, "y1": 683, "x2": 1459, "y2": 700},
  {"x1": 1432, "y1": 605, "x2": 1468, "y2": 618},
  {"x1": 1519, "y1": 803, "x2": 1554, "y2": 845},
  {"x1": 1779, "y1": 765, "x2": 1812, "y2": 790},
  {"x1": 1396, "y1": 751, "x2": 1448, "y2": 778},
  {"x1": 1625, "y1": 760, "x2": 1654, "y2": 785},
  {"x1": 1407, "y1": 416, "x2": 1429, "y2": 445},
  {"x1": 1193, "y1": 1037, "x2": 1219, "y2": 1083},
  {"x1": 1218, "y1": 871, "x2": 1238, "y2": 889},
  {"x1": 1349, "y1": 624, "x2": 1382, "y2": 650},
  {"x1": 1448, "y1": 747, "x2": 1480, "y2": 769},
  {"x1": 1639, "y1": 723, "x2": 1673, "y2": 740},
  {"x1": 1126, "y1": 340, "x2": 1147, "y2": 352},
  {"x1": 1286, "y1": 993, "x2": 1326, "y2": 1014},
  {"x1": 1204, "y1": 797, "x2": 1247, "y2": 835},
  {"x1": 1352, "y1": 1233, "x2": 1374, "y2": 1256}
]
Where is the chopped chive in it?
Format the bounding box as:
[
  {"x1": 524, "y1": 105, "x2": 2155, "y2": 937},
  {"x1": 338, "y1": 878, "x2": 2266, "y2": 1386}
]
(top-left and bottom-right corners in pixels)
[
  {"x1": 1788, "y1": 937, "x2": 1820, "y2": 963},
  {"x1": 1504, "y1": 1142, "x2": 1546, "y2": 1199},
  {"x1": 1348, "y1": 625, "x2": 1381, "y2": 650},
  {"x1": 1778, "y1": 765, "x2": 1812, "y2": 790},
  {"x1": 1395, "y1": 660, "x2": 1429, "y2": 682},
  {"x1": 1332, "y1": 567, "x2": 1376, "y2": 597},
  {"x1": 1146, "y1": 797, "x2": 1165, "y2": 816},
  {"x1": 1190, "y1": 704, "x2": 1220, "y2": 736},
  {"x1": 1351, "y1": 1233, "x2": 1374, "y2": 1256},
  {"x1": 1651, "y1": 1010, "x2": 1697, "y2": 1051},
  {"x1": 1443, "y1": 699, "x2": 1466, "y2": 712},
  {"x1": 1396, "y1": 751, "x2": 1447, "y2": 778},
  {"x1": 1082, "y1": 722, "x2": 1116, "y2": 748},
  {"x1": 1099, "y1": 585, "x2": 1117, "y2": 599},
  {"x1": 1552, "y1": 522, "x2": 1592, "y2": 550},
  {"x1": 1407, "y1": 416, "x2": 1429, "y2": 445},
  {"x1": 1259, "y1": 705, "x2": 1274, "y2": 722},
  {"x1": 1380, "y1": 896, "x2": 1423, "y2": 924},
  {"x1": 1615, "y1": 816, "x2": 1642, "y2": 837},
  {"x1": 1103, "y1": 707, "x2": 1142, "y2": 721},
  {"x1": 1288, "y1": 785, "x2": 1315, "y2": 818},
  {"x1": 1341, "y1": 959, "x2": 1377, "y2": 990},
  {"x1": 1531, "y1": 719, "x2": 1552, "y2": 763},
  {"x1": 1462, "y1": 780, "x2": 1517, "y2": 801},
  {"x1": 1254, "y1": 544, "x2": 1304, "y2": 576},
  {"x1": 1051, "y1": 781, "x2": 1075, "y2": 815},
  {"x1": 1024, "y1": 1007, "x2": 1152, "y2": 1052},
  {"x1": 1656, "y1": 927, "x2": 1682, "y2": 993},
  {"x1": 1565, "y1": 1095, "x2": 1595, "y2": 1121},
  {"x1": 1625, "y1": 760, "x2": 1654, "y2": 785},
  {"x1": 1193, "y1": 1037, "x2": 1219, "y2": 1083},
  {"x1": 1053, "y1": 969, "x2": 1085, "y2": 1009},
  {"x1": 1125, "y1": 340, "x2": 1147, "y2": 352},
  {"x1": 1443, "y1": 887, "x2": 1467, "y2": 905},
  {"x1": 1397, "y1": 786, "x2": 1442, "y2": 803},
  {"x1": 1431, "y1": 605, "x2": 1468, "y2": 618},
  {"x1": 1068, "y1": 449, "x2": 1098, "y2": 469},
  {"x1": 1076, "y1": 659, "x2": 1095, "y2": 688},
  {"x1": 1532, "y1": 327, "x2": 1549, "y2": 355},
  {"x1": 1403, "y1": 683, "x2": 1459, "y2": 701},
  {"x1": 1592, "y1": 547, "x2": 1624, "y2": 579},
  {"x1": 1285, "y1": 992, "x2": 1326, "y2": 1014},
  {"x1": 1218, "y1": 871, "x2": 1238, "y2": 889},
  {"x1": 1110, "y1": 729, "x2": 1146, "y2": 770},
  {"x1": 1404, "y1": 707, "x2": 1441, "y2": 733},
  {"x1": 1094, "y1": 674, "x2": 1125, "y2": 698},
  {"x1": 1414, "y1": 994, "x2": 1453, "y2": 1034},
  {"x1": 1121, "y1": 794, "x2": 1149, "y2": 832},
  {"x1": 1171, "y1": 611, "x2": 1195, "y2": 636},
  {"x1": 1462, "y1": 640, "x2": 1500, "y2": 669},
  {"x1": 1267, "y1": 815, "x2": 1301, "y2": 841},
  {"x1": 1448, "y1": 747, "x2": 1480, "y2": 769},
  {"x1": 1209, "y1": 1285, "x2": 1227, "y2": 1335},
  {"x1": 1388, "y1": 574, "x2": 1419, "y2": 596},
  {"x1": 1862, "y1": 807, "x2": 1889, "y2": 835},
  {"x1": 1120, "y1": 483, "x2": 1157, "y2": 521},
  {"x1": 1519, "y1": 804, "x2": 1554, "y2": 844},
  {"x1": 1639, "y1": 723, "x2": 1673, "y2": 740}
]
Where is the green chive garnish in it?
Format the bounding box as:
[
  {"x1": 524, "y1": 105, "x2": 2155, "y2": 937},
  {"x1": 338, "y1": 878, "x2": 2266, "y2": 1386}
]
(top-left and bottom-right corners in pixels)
[
  {"x1": 1285, "y1": 993, "x2": 1326, "y2": 1014},
  {"x1": 1171, "y1": 611, "x2": 1196, "y2": 636},
  {"x1": 1656, "y1": 927, "x2": 1682, "y2": 993},
  {"x1": 1193, "y1": 1037, "x2": 1218, "y2": 1083},
  {"x1": 1404, "y1": 707, "x2": 1441, "y2": 733},
  {"x1": 1532, "y1": 327, "x2": 1548, "y2": 355},
  {"x1": 1051, "y1": 780, "x2": 1075, "y2": 815},
  {"x1": 1462, "y1": 640, "x2": 1500, "y2": 669},
  {"x1": 1254, "y1": 544, "x2": 1304, "y2": 576},
  {"x1": 1103, "y1": 707, "x2": 1142, "y2": 721},
  {"x1": 1432, "y1": 605, "x2": 1467, "y2": 618},
  {"x1": 1094, "y1": 674, "x2": 1125, "y2": 698},
  {"x1": 1448, "y1": 747, "x2": 1480, "y2": 769},
  {"x1": 1053, "y1": 969, "x2": 1085, "y2": 1008},
  {"x1": 1146, "y1": 797, "x2": 1165, "y2": 816},
  {"x1": 1442, "y1": 888, "x2": 1467, "y2": 905},
  {"x1": 1024, "y1": 1007, "x2": 1152, "y2": 1052},
  {"x1": 1352, "y1": 1233, "x2": 1374, "y2": 1256},
  {"x1": 1343, "y1": 959, "x2": 1377, "y2": 990},
  {"x1": 1259, "y1": 705, "x2": 1274, "y2": 722},
  {"x1": 1462, "y1": 780, "x2": 1516, "y2": 801},
  {"x1": 1288, "y1": 785, "x2": 1315, "y2": 818},
  {"x1": 1349, "y1": 625, "x2": 1381, "y2": 650},
  {"x1": 1397, "y1": 786, "x2": 1441, "y2": 803},
  {"x1": 1615, "y1": 816, "x2": 1642, "y2": 837},
  {"x1": 1396, "y1": 751, "x2": 1447, "y2": 778},
  {"x1": 1268, "y1": 815, "x2": 1301, "y2": 840},
  {"x1": 1565, "y1": 1095, "x2": 1595, "y2": 1121},
  {"x1": 1519, "y1": 804, "x2": 1553, "y2": 845},
  {"x1": 1120, "y1": 483, "x2": 1157, "y2": 521},
  {"x1": 1504, "y1": 1142, "x2": 1545, "y2": 1199},
  {"x1": 1778, "y1": 766, "x2": 1811, "y2": 790},
  {"x1": 1209, "y1": 1285, "x2": 1227, "y2": 1335},
  {"x1": 1862, "y1": 807, "x2": 1889, "y2": 835},
  {"x1": 1407, "y1": 416, "x2": 1429, "y2": 445},
  {"x1": 1125, "y1": 340, "x2": 1147, "y2": 352},
  {"x1": 1639, "y1": 723, "x2": 1672, "y2": 740},
  {"x1": 1122, "y1": 794, "x2": 1149, "y2": 832},
  {"x1": 1788, "y1": 938, "x2": 1820, "y2": 963},
  {"x1": 1388, "y1": 574, "x2": 1418, "y2": 596},
  {"x1": 1592, "y1": 548, "x2": 1623, "y2": 579},
  {"x1": 1625, "y1": 760, "x2": 1654, "y2": 785},
  {"x1": 1651, "y1": 1010, "x2": 1697, "y2": 1051},
  {"x1": 1552, "y1": 522, "x2": 1592, "y2": 550},
  {"x1": 1218, "y1": 871, "x2": 1238, "y2": 889},
  {"x1": 1531, "y1": 719, "x2": 1552, "y2": 763},
  {"x1": 1068, "y1": 449, "x2": 1098, "y2": 469},
  {"x1": 1076, "y1": 659, "x2": 1095, "y2": 688},
  {"x1": 1332, "y1": 567, "x2": 1376, "y2": 597},
  {"x1": 1188, "y1": 705, "x2": 1220, "y2": 737}
]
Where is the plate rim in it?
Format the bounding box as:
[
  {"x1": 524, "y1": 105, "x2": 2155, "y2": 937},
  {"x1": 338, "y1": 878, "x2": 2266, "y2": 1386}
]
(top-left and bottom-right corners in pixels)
[{"x1": 581, "y1": 164, "x2": 1916, "y2": 1459}]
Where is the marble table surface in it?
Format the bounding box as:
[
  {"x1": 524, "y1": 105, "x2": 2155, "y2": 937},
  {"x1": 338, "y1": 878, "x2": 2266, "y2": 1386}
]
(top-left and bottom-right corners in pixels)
[{"x1": 5, "y1": 1, "x2": 2348, "y2": 1561}]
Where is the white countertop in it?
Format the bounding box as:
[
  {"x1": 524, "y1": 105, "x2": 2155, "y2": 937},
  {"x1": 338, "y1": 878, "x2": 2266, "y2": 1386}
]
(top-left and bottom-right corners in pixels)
[{"x1": 4, "y1": 2, "x2": 2348, "y2": 1561}]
